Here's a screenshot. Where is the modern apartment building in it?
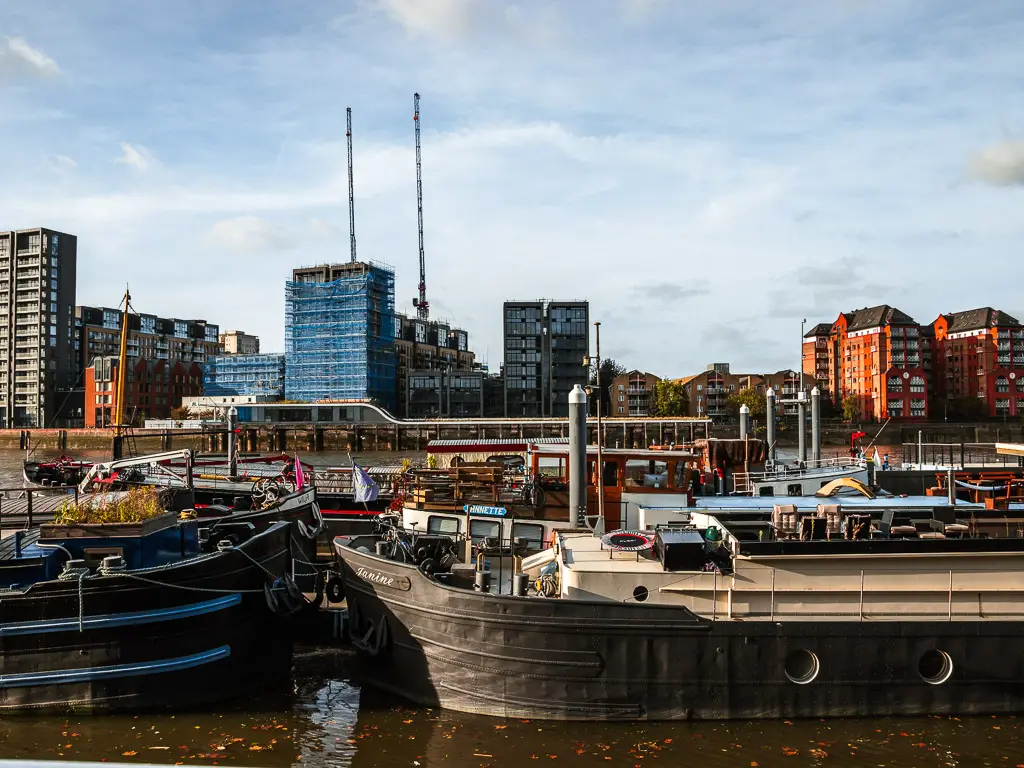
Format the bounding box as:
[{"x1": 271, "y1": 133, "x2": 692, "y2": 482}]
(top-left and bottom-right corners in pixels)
[
  {"x1": 610, "y1": 370, "x2": 661, "y2": 417},
  {"x1": 285, "y1": 262, "x2": 396, "y2": 409},
  {"x1": 931, "y1": 307, "x2": 1024, "y2": 419},
  {"x1": 802, "y1": 305, "x2": 928, "y2": 421},
  {"x1": 503, "y1": 300, "x2": 589, "y2": 418},
  {"x1": 219, "y1": 330, "x2": 260, "y2": 355},
  {"x1": 76, "y1": 305, "x2": 221, "y2": 380},
  {"x1": 393, "y1": 312, "x2": 474, "y2": 418},
  {"x1": 407, "y1": 368, "x2": 485, "y2": 419},
  {"x1": 204, "y1": 353, "x2": 285, "y2": 399},
  {"x1": 0, "y1": 228, "x2": 77, "y2": 427}
]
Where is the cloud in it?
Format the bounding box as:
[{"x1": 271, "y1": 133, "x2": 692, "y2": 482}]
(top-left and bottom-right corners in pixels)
[
  {"x1": 767, "y1": 263, "x2": 889, "y2": 320},
  {"x1": 376, "y1": 0, "x2": 476, "y2": 41},
  {"x1": 0, "y1": 37, "x2": 59, "y2": 80},
  {"x1": 203, "y1": 216, "x2": 292, "y2": 252},
  {"x1": 47, "y1": 154, "x2": 78, "y2": 171},
  {"x1": 631, "y1": 281, "x2": 711, "y2": 303},
  {"x1": 116, "y1": 142, "x2": 156, "y2": 172},
  {"x1": 966, "y1": 140, "x2": 1024, "y2": 187}
]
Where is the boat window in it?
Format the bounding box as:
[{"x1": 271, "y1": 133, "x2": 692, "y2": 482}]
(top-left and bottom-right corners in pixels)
[
  {"x1": 427, "y1": 516, "x2": 461, "y2": 535},
  {"x1": 470, "y1": 519, "x2": 501, "y2": 546},
  {"x1": 511, "y1": 522, "x2": 544, "y2": 551},
  {"x1": 537, "y1": 456, "x2": 565, "y2": 479},
  {"x1": 624, "y1": 459, "x2": 668, "y2": 488},
  {"x1": 759, "y1": 486, "x2": 775, "y2": 496},
  {"x1": 487, "y1": 455, "x2": 524, "y2": 472},
  {"x1": 787, "y1": 484, "x2": 802, "y2": 496}
]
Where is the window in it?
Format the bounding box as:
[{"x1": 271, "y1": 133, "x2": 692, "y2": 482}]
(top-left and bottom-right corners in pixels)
[
  {"x1": 910, "y1": 376, "x2": 925, "y2": 393},
  {"x1": 996, "y1": 377, "x2": 1010, "y2": 393},
  {"x1": 470, "y1": 519, "x2": 501, "y2": 547},
  {"x1": 511, "y1": 522, "x2": 544, "y2": 551},
  {"x1": 427, "y1": 516, "x2": 460, "y2": 535},
  {"x1": 887, "y1": 376, "x2": 902, "y2": 392}
]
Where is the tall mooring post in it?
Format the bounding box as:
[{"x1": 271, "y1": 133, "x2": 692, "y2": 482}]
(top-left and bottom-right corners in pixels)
[
  {"x1": 765, "y1": 387, "x2": 776, "y2": 462},
  {"x1": 738, "y1": 404, "x2": 749, "y2": 440},
  {"x1": 227, "y1": 406, "x2": 238, "y2": 478},
  {"x1": 569, "y1": 384, "x2": 588, "y2": 529},
  {"x1": 797, "y1": 390, "x2": 807, "y2": 464},
  {"x1": 810, "y1": 387, "x2": 821, "y2": 463}
]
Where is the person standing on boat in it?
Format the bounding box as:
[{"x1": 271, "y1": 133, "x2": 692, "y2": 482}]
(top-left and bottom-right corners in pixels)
[{"x1": 883, "y1": 453, "x2": 890, "y2": 471}]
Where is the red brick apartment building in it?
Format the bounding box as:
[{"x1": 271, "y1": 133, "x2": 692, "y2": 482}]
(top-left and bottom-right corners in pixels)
[
  {"x1": 931, "y1": 308, "x2": 1024, "y2": 418},
  {"x1": 803, "y1": 305, "x2": 929, "y2": 422},
  {"x1": 610, "y1": 370, "x2": 661, "y2": 417},
  {"x1": 85, "y1": 356, "x2": 203, "y2": 427}
]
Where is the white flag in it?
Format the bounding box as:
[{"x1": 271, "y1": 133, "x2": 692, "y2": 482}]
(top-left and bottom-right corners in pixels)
[{"x1": 352, "y1": 463, "x2": 380, "y2": 503}]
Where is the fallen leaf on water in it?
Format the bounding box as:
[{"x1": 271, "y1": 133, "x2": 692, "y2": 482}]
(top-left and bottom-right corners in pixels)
[
  {"x1": 495, "y1": 725, "x2": 507, "y2": 730},
  {"x1": 750, "y1": 762, "x2": 759, "y2": 767},
  {"x1": 148, "y1": 747, "x2": 170, "y2": 751},
  {"x1": 122, "y1": 751, "x2": 137, "y2": 757},
  {"x1": 781, "y1": 747, "x2": 798, "y2": 756},
  {"x1": 664, "y1": 739, "x2": 673, "y2": 745},
  {"x1": 474, "y1": 754, "x2": 493, "y2": 759},
  {"x1": 249, "y1": 745, "x2": 264, "y2": 752},
  {"x1": 403, "y1": 719, "x2": 413, "y2": 724}
]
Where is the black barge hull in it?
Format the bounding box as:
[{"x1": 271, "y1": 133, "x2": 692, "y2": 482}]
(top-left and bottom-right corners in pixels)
[
  {"x1": 335, "y1": 543, "x2": 1024, "y2": 721},
  {"x1": 0, "y1": 523, "x2": 294, "y2": 713}
]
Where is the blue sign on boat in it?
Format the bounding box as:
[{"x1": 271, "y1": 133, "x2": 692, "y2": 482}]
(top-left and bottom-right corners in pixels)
[{"x1": 463, "y1": 504, "x2": 508, "y2": 517}]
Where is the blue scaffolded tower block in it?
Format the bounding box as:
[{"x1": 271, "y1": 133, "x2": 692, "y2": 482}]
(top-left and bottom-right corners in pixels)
[
  {"x1": 204, "y1": 353, "x2": 285, "y2": 398},
  {"x1": 284, "y1": 262, "x2": 396, "y2": 410}
]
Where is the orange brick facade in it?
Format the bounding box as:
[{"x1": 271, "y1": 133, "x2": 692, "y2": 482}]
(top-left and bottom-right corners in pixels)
[
  {"x1": 804, "y1": 306, "x2": 928, "y2": 422},
  {"x1": 85, "y1": 357, "x2": 204, "y2": 428},
  {"x1": 931, "y1": 309, "x2": 1024, "y2": 418},
  {"x1": 805, "y1": 305, "x2": 1023, "y2": 421}
]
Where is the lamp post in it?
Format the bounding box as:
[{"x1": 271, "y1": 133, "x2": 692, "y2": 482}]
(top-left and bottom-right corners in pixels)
[
  {"x1": 594, "y1": 322, "x2": 604, "y2": 531},
  {"x1": 583, "y1": 322, "x2": 605, "y2": 533}
]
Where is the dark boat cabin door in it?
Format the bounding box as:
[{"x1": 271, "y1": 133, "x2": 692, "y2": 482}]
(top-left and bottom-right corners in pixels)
[{"x1": 587, "y1": 458, "x2": 623, "y2": 530}]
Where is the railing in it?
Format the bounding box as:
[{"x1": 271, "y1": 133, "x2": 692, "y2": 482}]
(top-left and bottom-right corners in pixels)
[
  {"x1": 900, "y1": 441, "x2": 1024, "y2": 469},
  {"x1": 0, "y1": 484, "x2": 80, "y2": 531},
  {"x1": 661, "y1": 565, "x2": 1024, "y2": 622}
]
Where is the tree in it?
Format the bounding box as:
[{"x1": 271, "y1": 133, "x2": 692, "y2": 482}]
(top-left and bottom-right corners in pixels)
[
  {"x1": 588, "y1": 358, "x2": 626, "y2": 416},
  {"x1": 842, "y1": 395, "x2": 858, "y2": 422},
  {"x1": 726, "y1": 388, "x2": 767, "y2": 419},
  {"x1": 648, "y1": 380, "x2": 689, "y2": 417},
  {"x1": 169, "y1": 405, "x2": 191, "y2": 421}
]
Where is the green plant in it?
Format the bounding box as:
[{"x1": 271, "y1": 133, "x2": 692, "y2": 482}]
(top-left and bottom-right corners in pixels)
[{"x1": 54, "y1": 487, "x2": 166, "y2": 525}]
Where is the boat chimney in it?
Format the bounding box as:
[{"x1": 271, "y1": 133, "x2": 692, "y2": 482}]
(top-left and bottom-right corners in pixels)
[
  {"x1": 569, "y1": 384, "x2": 588, "y2": 528},
  {"x1": 947, "y1": 466, "x2": 956, "y2": 506},
  {"x1": 738, "y1": 404, "x2": 749, "y2": 440},
  {"x1": 811, "y1": 386, "x2": 821, "y2": 463},
  {"x1": 765, "y1": 387, "x2": 776, "y2": 461},
  {"x1": 797, "y1": 390, "x2": 807, "y2": 464},
  {"x1": 227, "y1": 406, "x2": 239, "y2": 478}
]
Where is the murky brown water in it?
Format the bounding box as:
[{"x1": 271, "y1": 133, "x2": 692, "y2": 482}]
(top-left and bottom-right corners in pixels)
[{"x1": 3, "y1": 450, "x2": 1024, "y2": 766}]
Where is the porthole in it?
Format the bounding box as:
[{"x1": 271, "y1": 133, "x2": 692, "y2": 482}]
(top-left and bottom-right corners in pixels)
[
  {"x1": 632, "y1": 585, "x2": 649, "y2": 602},
  {"x1": 918, "y1": 649, "x2": 953, "y2": 685},
  {"x1": 784, "y1": 649, "x2": 820, "y2": 684}
]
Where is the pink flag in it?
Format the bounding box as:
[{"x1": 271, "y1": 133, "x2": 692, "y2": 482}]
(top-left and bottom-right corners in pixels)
[{"x1": 294, "y1": 454, "x2": 305, "y2": 490}]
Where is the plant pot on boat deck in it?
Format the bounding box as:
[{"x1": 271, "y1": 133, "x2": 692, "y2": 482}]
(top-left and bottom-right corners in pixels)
[{"x1": 39, "y1": 488, "x2": 178, "y2": 540}]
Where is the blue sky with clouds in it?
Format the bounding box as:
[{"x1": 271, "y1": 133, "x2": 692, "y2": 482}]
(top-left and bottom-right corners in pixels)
[{"x1": 2, "y1": 0, "x2": 1024, "y2": 374}]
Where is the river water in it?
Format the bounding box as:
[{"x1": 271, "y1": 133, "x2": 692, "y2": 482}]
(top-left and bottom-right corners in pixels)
[{"x1": 2, "y1": 450, "x2": 1021, "y2": 767}]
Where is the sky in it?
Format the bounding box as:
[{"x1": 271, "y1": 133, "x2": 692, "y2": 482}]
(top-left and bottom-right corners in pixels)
[{"x1": 2, "y1": 0, "x2": 1024, "y2": 375}]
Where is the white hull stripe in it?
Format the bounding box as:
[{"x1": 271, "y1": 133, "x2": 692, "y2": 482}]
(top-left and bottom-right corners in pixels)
[
  {"x1": 0, "y1": 645, "x2": 231, "y2": 688},
  {"x1": 0, "y1": 594, "x2": 242, "y2": 637}
]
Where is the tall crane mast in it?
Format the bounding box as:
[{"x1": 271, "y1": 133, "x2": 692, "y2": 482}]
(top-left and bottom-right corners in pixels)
[
  {"x1": 412, "y1": 92, "x2": 429, "y2": 320},
  {"x1": 347, "y1": 106, "x2": 357, "y2": 263}
]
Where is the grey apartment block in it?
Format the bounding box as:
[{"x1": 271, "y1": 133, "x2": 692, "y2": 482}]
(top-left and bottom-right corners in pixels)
[
  {"x1": 503, "y1": 300, "x2": 589, "y2": 418},
  {"x1": 0, "y1": 228, "x2": 78, "y2": 428}
]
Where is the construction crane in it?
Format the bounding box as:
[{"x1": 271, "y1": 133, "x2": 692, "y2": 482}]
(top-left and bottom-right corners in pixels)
[
  {"x1": 412, "y1": 92, "x2": 429, "y2": 320},
  {"x1": 347, "y1": 106, "x2": 357, "y2": 263}
]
